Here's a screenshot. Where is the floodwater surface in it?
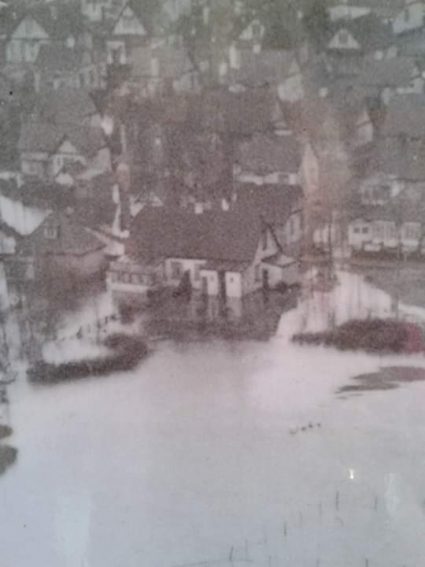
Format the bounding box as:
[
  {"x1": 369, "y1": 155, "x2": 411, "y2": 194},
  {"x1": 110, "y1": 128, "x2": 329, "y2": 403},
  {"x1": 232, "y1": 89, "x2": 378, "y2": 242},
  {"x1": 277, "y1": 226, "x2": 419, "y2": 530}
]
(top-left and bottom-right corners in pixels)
[{"x1": 1, "y1": 325, "x2": 425, "y2": 567}]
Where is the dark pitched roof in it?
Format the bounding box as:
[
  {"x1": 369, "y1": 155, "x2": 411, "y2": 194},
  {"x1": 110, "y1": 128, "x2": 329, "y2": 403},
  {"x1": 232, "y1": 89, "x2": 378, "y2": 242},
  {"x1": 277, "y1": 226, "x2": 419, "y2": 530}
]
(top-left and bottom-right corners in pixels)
[
  {"x1": 131, "y1": 45, "x2": 194, "y2": 80},
  {"x1": 18, "y1": 122, "x2": 106, "y2": 157},
  {"x1": 33, "y1": 87, "x2": 98, "y2": 125},
  {"x1": 328, "y1": 12, "x2": 394, "y2": 52},
  {"x1": 367, "y1": 136, "x2": 425, "y2": 181},
  {"x1": 196, "y1": 86, "x2": 282, "y2": 135},
  {"x1": 355, "y1": 56, "x2": 418, "y2": 88},
  {"x1": 129, "y1": 206, "x2": 264, "y2": 263},
  {"x1": 382, "y1": 93, "x2": 425, "y2": 139},
  {"x1": 35, "y1": 44, "x2": 86, "y2": 73},
  {"x1": 351, "y1": 198, "x2": 425, "y2": 223},
  {"x1": 112, "y1": 0, "x2": 149, "y2": 34},
  {"x1": 7, "y1": 3, "x2": 84, "y2": 41},
  {"x1": 20, "y1": 211, "x2": 105, "y2": 257},
  {"x1": 236, "y1": 133, "x2": 302, "y2": 174},
  {"x1": 235, "y1": 184, "x2": 303, "y2": 226}
]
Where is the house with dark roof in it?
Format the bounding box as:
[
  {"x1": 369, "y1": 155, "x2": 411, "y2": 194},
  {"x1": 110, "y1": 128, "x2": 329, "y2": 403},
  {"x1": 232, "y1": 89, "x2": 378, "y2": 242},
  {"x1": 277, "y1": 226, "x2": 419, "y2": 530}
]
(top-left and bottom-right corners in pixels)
[
  {"x1": 234, "y1": 133, "x2": 319, "y2": 196},
  {"x1": 128, "y1": 45, "x2": 199, "y2": 98},
  {"x1": 4, "y1": 3, "x2": 86, "y2": 65},
  {"x1": 221, "y1": 47, "x2": 304, "y2": 102},
  {"x1": 31, "y1": 87, "x2": 102, "y2": 128},
  {"x1": 33, "y1": 44, "x2": 106, "y2": 92},
  {"x1": 235, "y1": 184, "x2": 304, "y2": 256},
  {"x1": 81, "y1": 0, "x2": 124, "y2": 23},
  {"x1": 17, "y1": 210, "x2": 107, "y2": 287},
  {"x1": 354, "y1": 56, "x2": 423, "y2": 103},
  {"x1": 109, "y1": 206, "x2": 298, "y2": 299},
  {"x1": 381, "y1": 93, "x2": 425, "y2": 140},
  {"x1": 359, "y1": 136, "x2": 425, "y2": 207},
  {"x1": 348, "y1": 193, "x2": 425, "y2": 255},
  {"x1": 106, "y1": 0, "x2": 148, "y2": 66},
  {"x1": 18, "y1": 121, "x2": 111, "y2": 181},
  {"x1": 326, "y1": 12, "x2": 396, "y2": 65}
]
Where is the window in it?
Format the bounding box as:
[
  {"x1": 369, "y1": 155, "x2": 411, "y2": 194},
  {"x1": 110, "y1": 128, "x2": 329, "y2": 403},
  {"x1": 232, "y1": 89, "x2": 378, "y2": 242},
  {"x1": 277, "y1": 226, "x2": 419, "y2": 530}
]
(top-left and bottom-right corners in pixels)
[
  {"x1": 194, "y1": 264, "x2": 201, "y2": 281},
  {"x1": 44, "y1": 226, "x2": 59, "y2": 240},
  {"x1": 339, "y1": 30, "x2": 349, "y2": 45},
  {"x1": 255, "y1": 265, "x2": 261, "y2": 282},
  {"x1": 171, "y1": 261, "x2": 182, "y2": 279},
  {"x1": 262, "y1": 229, "x2": 268, "y2": 250},
  {"x1": 353, "y1": 227, "x2": 360, "y2": 234},
  {"x1": 362, "y1": 226, "x2": 369, "y2": 234},
  {"x1": 404, "y1": 223, "x2": 420, "y2": 240}
]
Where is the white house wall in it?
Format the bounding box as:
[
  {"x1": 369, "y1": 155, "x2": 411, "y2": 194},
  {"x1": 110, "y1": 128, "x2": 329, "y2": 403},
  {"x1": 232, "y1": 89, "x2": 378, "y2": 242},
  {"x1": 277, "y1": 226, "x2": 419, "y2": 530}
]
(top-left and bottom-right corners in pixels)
[
  {"x1": 393, "y1": 2, "x2": 424, "y2": 35},
  {"x1": 225, "y1": 272, "x2": 242, "y2": 298},
  {"x1": 328, "y1": 29, "x2": 361, "y2": 50},
  {"x1": 164, "y1": 258, "x2": 207, "y2": 289},
  {"x1": 329, "y1": 5, "x2": 370, "y2": 21},
  {"x1": 114, "y1": 7, "x2": 146, "y2": 36},
  {"x1": 6, "y1": 16, "x2": 50, "y2": 63}
]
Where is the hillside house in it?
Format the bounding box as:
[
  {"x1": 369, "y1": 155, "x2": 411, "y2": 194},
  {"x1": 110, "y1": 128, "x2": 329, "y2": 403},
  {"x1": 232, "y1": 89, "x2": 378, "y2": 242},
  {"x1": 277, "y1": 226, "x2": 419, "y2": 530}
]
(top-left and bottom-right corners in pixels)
[
  {"x1": 359, "y1": 136, "x2": 425, "y2": 205},
  {"x1": 348, "y1": 199, "x2": 425, "y2": 255},
  {"x1": 129, "y1": 45, "x2": 199, "y2": 98},
  {"x1": 327, "y1": 13, "x2": 396, "y2": 62},
  {"x1": 5, "y1": 4, "x2": 86, "y2": 66},
  {"x1": 31, "y1": 87, "x2": 103, "y2": 128},
  {"x1": 18, "y1": 122, "x2": 111, "y2": 181},
  {"x1": 17, "y1": 211, "x2": 107, "y2": 288},
  {"x1": 34, "y1": 45, "x2": 106, "y2": 92},
  {"x1": 234, "y1": 133, "x2": 319, "y2": 196},
  {"x1": 109, "y1": 207, "x2": 298, "y2": 299},
  {"x1": 381, "y1": 93, "x2": 425, "y2": 141},
  {"x1": 81, "y1": 0, "x2": 124, "y2": 23},
  {"x1": 106, "y1": 0, "x2": 148, "y2": 65},
  {"x1": 353, "y1": 56, "x2": 423, "y2": 103},
  {"x1": 223, "y1": 47, "x2": 304, "y2": 103}
]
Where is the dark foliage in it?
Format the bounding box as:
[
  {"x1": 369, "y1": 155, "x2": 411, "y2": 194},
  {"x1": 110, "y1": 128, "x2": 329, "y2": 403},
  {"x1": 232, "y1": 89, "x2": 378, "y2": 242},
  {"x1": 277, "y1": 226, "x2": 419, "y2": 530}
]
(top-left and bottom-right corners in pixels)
[
  {"x1": 27, "y1": 334, "x2": 148, "y2": 383},
  {"x1": 293, "y1": 318, "x2": 425, "y2": 354}
]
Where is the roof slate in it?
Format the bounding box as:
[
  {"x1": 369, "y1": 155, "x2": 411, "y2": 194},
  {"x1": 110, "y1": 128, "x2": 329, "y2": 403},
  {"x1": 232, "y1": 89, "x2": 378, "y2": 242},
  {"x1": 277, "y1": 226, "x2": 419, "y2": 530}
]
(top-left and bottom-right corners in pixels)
[
  {"x1": 129, "y1": 206, "x2": 264, "y2": 264},
  {"x1": 236, "y1": 133, "x2": 302, "y2": 174}
]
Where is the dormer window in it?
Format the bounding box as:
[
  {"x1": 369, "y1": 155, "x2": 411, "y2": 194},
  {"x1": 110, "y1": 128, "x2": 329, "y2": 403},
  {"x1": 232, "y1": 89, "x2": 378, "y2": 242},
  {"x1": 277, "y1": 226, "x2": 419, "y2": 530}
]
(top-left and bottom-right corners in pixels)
[{"x1": 44, "y1": 225, "x2": 59, "y2": 240}]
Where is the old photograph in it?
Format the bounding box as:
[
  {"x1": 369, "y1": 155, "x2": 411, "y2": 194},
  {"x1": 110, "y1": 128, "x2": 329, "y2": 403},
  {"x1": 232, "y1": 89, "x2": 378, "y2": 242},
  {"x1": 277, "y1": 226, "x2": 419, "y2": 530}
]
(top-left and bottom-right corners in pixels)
[{"x1": 0, "y1": 0, "x2": 425, "y2": 565}]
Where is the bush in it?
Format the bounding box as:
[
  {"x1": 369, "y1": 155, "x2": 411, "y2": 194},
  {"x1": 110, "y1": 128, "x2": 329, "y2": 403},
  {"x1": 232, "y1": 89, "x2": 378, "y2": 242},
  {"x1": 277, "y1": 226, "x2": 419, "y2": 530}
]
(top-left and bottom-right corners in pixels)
[{"x1": 292, "y1": 319, "x2": 424, "y2": 354}]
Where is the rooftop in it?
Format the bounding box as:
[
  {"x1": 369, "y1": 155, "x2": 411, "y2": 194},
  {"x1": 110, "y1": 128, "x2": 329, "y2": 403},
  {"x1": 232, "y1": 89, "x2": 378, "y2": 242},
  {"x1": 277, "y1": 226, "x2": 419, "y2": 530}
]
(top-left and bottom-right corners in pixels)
[
  {"x1": 382, "y1": 93, "x2": 425, "y2": 139},
  {"x1": 236, "y1": 132, "x2": 302, "y2": 174},
  {"x1": 129, "y1": 206, "x2": 265, "y2": 264}
]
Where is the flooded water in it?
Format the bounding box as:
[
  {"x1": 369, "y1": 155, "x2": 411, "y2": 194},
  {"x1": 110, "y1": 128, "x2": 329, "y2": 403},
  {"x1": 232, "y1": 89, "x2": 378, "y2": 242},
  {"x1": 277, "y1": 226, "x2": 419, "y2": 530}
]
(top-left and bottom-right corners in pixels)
[{"x1": 2, "y1": 322, "x2": 425, "y2": 566}]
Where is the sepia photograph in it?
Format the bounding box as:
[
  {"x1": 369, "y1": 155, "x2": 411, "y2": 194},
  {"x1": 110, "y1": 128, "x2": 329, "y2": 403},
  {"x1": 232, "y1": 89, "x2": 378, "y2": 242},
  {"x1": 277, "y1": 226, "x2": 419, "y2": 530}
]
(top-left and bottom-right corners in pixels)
[{"x1": 0, "y1": 0, "x2": 425, "y2": 565}]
